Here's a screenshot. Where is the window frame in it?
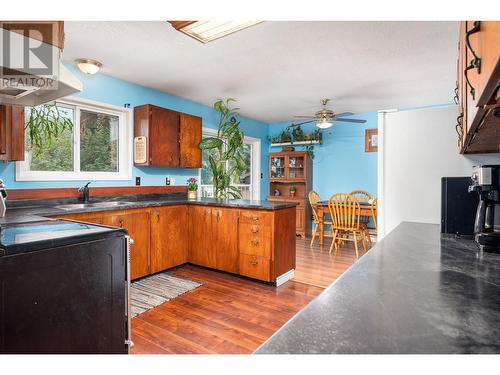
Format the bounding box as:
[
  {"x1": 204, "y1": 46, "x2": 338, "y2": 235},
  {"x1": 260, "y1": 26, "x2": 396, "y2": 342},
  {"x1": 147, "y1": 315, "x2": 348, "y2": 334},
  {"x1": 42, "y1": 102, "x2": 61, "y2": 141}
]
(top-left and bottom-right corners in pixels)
[
  {"x1": 198, "y1": 127, "x2": 261, "y2": 200},
  {"x1": 16, "y1": 96, "x2": 133, "y2": 181}
]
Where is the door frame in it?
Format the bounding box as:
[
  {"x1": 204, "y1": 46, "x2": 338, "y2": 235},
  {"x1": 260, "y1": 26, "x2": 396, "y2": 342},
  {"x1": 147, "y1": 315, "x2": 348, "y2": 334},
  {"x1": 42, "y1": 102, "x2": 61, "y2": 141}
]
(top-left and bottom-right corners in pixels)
[{"x1": 199, "y1": 127, "x2": 261, "y2": 200}]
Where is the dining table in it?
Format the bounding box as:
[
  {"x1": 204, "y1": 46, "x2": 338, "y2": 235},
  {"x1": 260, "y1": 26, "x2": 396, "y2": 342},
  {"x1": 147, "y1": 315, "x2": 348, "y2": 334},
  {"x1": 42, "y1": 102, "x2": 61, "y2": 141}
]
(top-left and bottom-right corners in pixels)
[{"x1": 314, "y1": 200, "x2": 377, "y2": 246}]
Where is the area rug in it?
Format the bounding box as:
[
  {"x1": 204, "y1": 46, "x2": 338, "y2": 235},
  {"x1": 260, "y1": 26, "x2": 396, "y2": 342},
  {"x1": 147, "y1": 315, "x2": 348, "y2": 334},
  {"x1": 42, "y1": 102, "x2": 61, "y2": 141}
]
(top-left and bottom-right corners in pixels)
[{"x1": 130, "y1": 272, "x2": 203, "y2": 317}]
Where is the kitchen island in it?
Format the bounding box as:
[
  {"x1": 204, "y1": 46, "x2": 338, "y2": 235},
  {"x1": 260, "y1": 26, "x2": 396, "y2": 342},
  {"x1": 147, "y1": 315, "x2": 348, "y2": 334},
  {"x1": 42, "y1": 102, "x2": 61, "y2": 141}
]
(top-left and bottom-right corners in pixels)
[
  {"x1": 2, "y1": 194, "x2": 297, "y2": 284},
  {"x1": 255, "y1": 222, "x2": 500, "y2": 354}
]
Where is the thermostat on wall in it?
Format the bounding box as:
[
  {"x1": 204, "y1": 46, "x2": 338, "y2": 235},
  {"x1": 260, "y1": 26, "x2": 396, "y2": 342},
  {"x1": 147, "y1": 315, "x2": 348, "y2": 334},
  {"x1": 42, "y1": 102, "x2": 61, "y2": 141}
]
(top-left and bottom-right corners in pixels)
[{"x1": 134, "y1": 136, "x2": 147, "y2": 164}]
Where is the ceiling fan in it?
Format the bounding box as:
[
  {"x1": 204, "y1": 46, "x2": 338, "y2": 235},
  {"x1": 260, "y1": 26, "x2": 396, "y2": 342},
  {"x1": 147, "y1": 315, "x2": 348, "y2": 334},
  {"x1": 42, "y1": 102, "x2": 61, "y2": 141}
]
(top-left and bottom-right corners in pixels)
[{"x1": 292, "y1": 99, "x2": 366, "y2": 129}]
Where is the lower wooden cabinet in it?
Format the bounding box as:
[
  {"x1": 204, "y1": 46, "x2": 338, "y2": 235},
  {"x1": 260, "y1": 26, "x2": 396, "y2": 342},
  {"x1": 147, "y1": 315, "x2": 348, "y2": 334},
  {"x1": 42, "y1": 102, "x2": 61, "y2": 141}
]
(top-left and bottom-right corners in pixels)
[
  {"x1": 107, "y1": 210, "x2": 151, "y2": 280},
  {"x1": 239, "y1": 254, "x2": 270, "y2": 281},
  {"x1": 213, "y1": 208, "x2": 239, "y2": 274},
  {"x1": 55, "y1": 205, "x2": 296, "y2": 283},
  {"x1": 56, "y1": 208, "x2": 151, "y2": 280},
  {"x1": 150, "y1": 205, "x2": 188, "y2": 273},
  {"x1": 188, "y1": 205, "x2": 215, "y2": 268}
]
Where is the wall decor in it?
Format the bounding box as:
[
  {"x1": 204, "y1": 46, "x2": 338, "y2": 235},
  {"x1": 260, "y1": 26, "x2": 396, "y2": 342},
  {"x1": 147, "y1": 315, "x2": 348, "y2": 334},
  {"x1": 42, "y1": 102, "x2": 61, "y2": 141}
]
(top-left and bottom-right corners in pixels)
[{"x1": 365, "y1": 128, "x2": 378, "y2": 152}]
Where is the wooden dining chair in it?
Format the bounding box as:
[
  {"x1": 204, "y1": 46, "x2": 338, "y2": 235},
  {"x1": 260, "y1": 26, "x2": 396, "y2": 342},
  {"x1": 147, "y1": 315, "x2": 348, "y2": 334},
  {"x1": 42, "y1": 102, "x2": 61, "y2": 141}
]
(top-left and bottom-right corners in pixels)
[
  {"x1": 371, "y1": 198, "x2": 378, "y2": 231},
  {"x1": 350, "y1": 190, "x2": 373, "y2": 203},
  {"x1": 328, "y1": 193, "x2": 369, "y2": 257},
  {"x1": 350, "y1": 190, "x2": 373, "y2": 234},
  {"x1": 309, "y1": 191, "x2": 333, "y2": 247}
]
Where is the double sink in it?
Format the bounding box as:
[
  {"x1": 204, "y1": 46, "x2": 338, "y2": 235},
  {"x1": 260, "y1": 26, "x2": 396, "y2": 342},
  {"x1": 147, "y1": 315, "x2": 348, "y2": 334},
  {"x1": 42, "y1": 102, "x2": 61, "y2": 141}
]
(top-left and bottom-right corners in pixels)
[{"x1": 55, "y1": 201, "x2": 135, "y2": 211}]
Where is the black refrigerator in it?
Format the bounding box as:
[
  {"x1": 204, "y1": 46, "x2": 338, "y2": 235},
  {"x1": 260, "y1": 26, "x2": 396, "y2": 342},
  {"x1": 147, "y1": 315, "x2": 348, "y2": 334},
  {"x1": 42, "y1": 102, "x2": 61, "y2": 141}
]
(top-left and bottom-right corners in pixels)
[{"x1": 0, "y1": 219, "x2": 131, "y2": 354}]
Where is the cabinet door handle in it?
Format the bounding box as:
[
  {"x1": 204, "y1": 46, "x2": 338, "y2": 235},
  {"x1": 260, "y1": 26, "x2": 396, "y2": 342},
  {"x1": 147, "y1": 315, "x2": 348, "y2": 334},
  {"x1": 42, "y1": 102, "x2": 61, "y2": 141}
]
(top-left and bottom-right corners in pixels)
[
  {"x1": 251, "y1": 225, "x2": 259, "y2": 233},
  {"x1": 250, "y1": 257, "x2": 258, "y2": 265},
  {"x1": 251, "y1": 239, "x2": 259, "y2": 246},
  {"x1": 464, "y1": 21, "x2": 481, "y2": 101},
  {"x1": 119, "y1": 219, "x2": 124, "y2": 228},
  {"x1": 216, "y1": 210, "x2": 221, "y2": 223},
  {"x1": 252, "y1": 216, "x2": 259, "y2": 221},
  {"x1": 156, "y1": 212, "x2": 160, "y2": 223}
]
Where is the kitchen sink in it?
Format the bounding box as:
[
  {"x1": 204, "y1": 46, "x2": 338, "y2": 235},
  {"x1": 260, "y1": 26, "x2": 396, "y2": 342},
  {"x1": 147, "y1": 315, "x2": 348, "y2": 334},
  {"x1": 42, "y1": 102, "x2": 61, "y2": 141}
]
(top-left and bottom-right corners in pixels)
[{"x1": 55, "y1": 201, "x2": 135, "y2": 211}]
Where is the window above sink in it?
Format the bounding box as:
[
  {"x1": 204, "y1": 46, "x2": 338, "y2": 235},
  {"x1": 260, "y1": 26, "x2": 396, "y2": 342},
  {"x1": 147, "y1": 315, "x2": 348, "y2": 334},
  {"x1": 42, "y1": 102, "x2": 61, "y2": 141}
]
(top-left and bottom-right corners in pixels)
[{"x1": 16, "y1": 97, "x2": 133, "y2": 181}]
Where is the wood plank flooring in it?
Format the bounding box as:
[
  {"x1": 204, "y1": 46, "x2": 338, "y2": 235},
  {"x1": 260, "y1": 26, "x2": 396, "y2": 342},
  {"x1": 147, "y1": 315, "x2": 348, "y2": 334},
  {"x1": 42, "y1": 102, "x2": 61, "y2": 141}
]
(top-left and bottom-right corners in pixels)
[{"x1": 131, "y1": 236, "x2": 363, "y2": 354}]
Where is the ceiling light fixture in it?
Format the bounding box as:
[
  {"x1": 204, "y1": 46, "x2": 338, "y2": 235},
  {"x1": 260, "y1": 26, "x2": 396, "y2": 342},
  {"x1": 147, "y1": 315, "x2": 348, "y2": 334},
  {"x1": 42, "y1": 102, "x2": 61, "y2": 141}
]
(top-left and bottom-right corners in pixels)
[
  {"x1": 316, "y1": 118, "x2": 333, "y2": 129},
  {"x1": 75, "y1": 58, "x2": 102, "y2": 75},
  {"x1": 168, "y1": 21, "x2": 262, "y2": 43}
]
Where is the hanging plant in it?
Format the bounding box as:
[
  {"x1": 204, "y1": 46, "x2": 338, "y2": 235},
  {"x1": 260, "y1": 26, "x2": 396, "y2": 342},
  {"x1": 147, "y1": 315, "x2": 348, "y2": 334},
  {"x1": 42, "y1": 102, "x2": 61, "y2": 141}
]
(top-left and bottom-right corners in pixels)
[{"x1": 25, "y1": 104, "x2": 74, "y2": 156}]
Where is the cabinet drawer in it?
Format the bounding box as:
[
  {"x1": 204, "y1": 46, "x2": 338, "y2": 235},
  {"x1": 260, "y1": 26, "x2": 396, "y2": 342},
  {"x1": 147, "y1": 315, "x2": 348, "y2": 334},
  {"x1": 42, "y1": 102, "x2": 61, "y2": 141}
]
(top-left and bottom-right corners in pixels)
[
  {"x1": 240, "y1": 210, "x2": 273, "y2": 226},
  {"x1": 239, "y1": 222, "x2": 271, "y2": 238},
  {"x1": 239, "y1": 254, "x2": 271, "y2": 282},
  {"x1": 239, "y1": 232, "x2": 271, "y2": 258}
]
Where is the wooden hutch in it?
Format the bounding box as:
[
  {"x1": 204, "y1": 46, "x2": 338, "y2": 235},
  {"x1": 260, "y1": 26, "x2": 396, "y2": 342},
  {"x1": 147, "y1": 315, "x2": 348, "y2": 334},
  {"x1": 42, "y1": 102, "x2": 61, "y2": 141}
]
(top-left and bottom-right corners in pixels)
[{"x1": 267, "y1": 151, "x2": 312, "y2": 237}]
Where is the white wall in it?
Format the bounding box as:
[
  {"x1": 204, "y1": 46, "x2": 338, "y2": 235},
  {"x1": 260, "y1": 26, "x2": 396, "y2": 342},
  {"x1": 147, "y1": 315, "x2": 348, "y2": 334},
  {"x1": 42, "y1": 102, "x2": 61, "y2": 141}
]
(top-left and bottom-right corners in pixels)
[{"x1": 377, "y1": 105, "x2": 500, "y2": 238}]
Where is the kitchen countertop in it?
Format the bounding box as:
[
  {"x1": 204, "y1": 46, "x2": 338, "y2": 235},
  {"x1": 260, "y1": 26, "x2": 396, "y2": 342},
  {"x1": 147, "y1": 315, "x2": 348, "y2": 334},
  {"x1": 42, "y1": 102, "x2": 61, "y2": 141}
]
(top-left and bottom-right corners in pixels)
[
  {"x1": 255, "y1": 222, "x2": 500, "y2": 354},
  {"x1": 1, "y1": 194, "x2": 298, "y2": 225}
]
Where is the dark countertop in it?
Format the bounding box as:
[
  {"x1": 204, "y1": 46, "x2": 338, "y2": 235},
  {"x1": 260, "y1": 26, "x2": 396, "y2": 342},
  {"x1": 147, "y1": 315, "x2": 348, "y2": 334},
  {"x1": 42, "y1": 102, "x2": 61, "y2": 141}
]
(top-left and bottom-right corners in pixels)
[
  {"x1": 1, "y1": 194, "x2": 297, "y2": 225},
  {"x1": 255, "y1": 222, "x2": 500, "y2": 354}
]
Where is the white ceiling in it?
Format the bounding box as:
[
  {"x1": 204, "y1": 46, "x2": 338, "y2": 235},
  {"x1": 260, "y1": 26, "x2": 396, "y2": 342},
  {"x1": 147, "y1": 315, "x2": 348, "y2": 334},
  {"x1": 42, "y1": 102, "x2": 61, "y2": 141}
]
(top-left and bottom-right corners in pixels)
[{"x1": 63, "y1": 21, "x2": 459, "y2": 123}]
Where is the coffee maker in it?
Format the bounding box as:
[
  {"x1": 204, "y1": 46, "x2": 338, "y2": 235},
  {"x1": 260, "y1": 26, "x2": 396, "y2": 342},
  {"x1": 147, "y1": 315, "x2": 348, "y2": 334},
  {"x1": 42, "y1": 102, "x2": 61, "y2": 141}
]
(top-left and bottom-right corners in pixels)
[{"x1": 469, "y1": 165, "x2": 500, "y2": 253}]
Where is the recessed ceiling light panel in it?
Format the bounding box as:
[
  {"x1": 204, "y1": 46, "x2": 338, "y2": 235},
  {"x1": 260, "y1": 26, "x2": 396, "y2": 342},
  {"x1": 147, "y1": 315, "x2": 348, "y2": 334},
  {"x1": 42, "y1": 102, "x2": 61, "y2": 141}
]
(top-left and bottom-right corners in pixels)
[{"x1": 169, "y1": 21, "x2": 262, "y2": 43}]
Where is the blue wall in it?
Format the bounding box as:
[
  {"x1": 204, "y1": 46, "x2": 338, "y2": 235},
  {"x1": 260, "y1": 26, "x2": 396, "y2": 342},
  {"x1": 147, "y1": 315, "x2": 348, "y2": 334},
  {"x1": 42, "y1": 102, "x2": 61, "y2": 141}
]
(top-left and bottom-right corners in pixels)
[
  {"x1": 268, "y1": 112, "x2": 378, "y2": 199},
  {"x1": 0, "y1": 65, "x2": 270, "y2": 198}
]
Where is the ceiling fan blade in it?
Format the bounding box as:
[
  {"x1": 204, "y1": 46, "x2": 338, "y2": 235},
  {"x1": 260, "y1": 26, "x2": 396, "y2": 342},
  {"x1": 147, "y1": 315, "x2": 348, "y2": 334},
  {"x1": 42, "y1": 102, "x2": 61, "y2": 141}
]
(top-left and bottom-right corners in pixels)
[
  {"x1": 293, "y1": 115, "x2": 317, "y2": 119},
  {"x1": 334, "y1": 112, "x2": 354, "y2": 117},
  {"x1": 334, "y1": 118, "x2": 366, "y2": 124},
  {"x1": 291, "y1": 120, "x2": 315, "y2": 126}
]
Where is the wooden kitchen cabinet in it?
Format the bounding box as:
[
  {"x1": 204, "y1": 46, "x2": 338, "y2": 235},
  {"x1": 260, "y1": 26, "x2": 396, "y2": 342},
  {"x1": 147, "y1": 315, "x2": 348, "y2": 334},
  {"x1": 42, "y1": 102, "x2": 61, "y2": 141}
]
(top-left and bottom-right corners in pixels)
[
  {"x1": 109, "y1": 210, "x2": 151, "y2": 279},
  {"x1": 54, "y1": 208, "x2": 151, "y2": 280},
  {"x1": 179, "y1": 113, "x2": 202, "y2": 168},
  {"x1": 0, "y1": 105, "x2": 25, "y2": 161},
  {"x1": 55, "y1": 204, "x2": 296, "y2": 284},
  {"x1": 212, "y1": 207, "x2": 240, "y2": 273},
  {"x1": 134, "y1": 104, "x2": 202, "y2": 168},
  {"x1": 0, "y1": 21, "x2": 65, "y2": 50},
  {"x1": 187, "y1": 205, "x2": 215, "y2": 268},
  {"x1": 150, "y1": 205, "x2": 188, "y2": 273},
  {"x1": 456, "y1": 21, "x2": 500, "y2": 154}
]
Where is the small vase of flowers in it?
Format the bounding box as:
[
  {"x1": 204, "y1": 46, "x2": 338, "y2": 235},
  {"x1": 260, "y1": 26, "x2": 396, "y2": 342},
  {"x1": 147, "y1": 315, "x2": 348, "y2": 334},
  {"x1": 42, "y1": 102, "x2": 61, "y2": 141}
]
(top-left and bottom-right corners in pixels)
[
  {"x1": 289, "y1": 186, "x2": 297, "y2": 197},
  {"x1": 187, "y1": 177, "x2": 198, "y2": 200}
]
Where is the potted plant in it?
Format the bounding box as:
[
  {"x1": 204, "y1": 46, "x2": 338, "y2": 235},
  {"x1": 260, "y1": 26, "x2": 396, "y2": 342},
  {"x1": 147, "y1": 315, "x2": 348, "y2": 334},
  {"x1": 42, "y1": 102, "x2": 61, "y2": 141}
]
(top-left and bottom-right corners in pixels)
[
  {"x1": 187, "y1": 177, "x2": 198, "y2": 200},
  {"x1": 289, "y1": 186, "x2": 297, "y2": 197},
  {"x1": 198, "y1": 99, "x2": 246, "y2": 199}
]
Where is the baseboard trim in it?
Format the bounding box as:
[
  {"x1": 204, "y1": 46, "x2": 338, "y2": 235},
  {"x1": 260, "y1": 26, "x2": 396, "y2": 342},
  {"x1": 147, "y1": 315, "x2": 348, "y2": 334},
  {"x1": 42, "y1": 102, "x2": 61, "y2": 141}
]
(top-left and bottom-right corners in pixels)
[{"x1": 275, "y1": 269, "x2": 295, "y2": 287}]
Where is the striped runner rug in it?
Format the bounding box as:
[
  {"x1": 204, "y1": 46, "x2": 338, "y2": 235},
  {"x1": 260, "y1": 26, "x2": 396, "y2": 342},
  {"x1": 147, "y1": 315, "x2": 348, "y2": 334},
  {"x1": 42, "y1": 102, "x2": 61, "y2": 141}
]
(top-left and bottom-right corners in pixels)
[{"x1": 131, "y1": 272, "x2": 203, "y2": 317}]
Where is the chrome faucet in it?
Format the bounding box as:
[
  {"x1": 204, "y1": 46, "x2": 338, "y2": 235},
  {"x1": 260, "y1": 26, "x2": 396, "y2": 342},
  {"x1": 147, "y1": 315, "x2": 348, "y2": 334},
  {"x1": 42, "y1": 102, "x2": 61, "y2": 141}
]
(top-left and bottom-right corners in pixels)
[
  {"x1": 79, "y1": 182, "x2": 91, "y2": 203},
  {"x1": 0, "y1": 179, "x2": 7, "y2": 217}
]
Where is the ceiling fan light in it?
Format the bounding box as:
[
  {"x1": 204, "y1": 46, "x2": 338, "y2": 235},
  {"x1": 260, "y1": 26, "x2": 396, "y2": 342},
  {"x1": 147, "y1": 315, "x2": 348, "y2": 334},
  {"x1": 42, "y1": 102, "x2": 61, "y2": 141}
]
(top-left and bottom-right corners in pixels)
[{"x1": 316, "y1": 119, "x2": 332, "y2": 129}]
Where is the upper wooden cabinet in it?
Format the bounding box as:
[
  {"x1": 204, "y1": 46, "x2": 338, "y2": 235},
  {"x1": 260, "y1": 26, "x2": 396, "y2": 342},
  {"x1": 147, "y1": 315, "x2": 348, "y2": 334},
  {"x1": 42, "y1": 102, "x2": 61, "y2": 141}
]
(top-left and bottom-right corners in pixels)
[
  {"x1": 134, "y1": 104, "x2": 202, "y2": 168},
  {"x1": 456, "y1": 21, "x2": 500, "y2": 154},
  {"x1": 0, "y1": 21, "x2": 64, "y2": 50},
  {"x1": 0, "y1": 105, "x2": 25, "y2": 161}
]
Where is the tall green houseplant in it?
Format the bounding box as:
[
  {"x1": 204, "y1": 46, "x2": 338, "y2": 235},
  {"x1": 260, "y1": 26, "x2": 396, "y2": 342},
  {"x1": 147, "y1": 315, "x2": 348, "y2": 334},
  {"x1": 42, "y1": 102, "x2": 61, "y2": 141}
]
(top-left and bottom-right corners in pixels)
[{"x1": 198, "y1": 99, "x2": 247, "y2": 199}]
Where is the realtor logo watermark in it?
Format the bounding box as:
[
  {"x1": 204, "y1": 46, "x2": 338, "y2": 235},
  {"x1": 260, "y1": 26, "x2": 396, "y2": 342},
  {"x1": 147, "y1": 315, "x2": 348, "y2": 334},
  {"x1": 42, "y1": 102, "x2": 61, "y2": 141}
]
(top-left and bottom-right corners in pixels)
[{"x1": 0, "y1": 22, "x2": 60, "y2": 92}]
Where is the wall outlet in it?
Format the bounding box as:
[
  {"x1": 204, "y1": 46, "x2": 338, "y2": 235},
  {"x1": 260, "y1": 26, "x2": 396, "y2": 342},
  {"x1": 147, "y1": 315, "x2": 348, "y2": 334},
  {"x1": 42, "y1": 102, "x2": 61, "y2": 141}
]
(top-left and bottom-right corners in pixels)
[
  {"x1": 135, "y1": 177, "x2": 141, "y2": 186},
  {"x1": 170, "y1": 178, "x2": 176, "y2": 185}
]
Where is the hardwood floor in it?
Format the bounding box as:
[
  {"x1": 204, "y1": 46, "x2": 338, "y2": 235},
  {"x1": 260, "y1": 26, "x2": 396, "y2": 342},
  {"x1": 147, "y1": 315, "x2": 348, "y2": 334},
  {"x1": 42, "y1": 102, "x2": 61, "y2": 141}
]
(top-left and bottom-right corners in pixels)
[
  {"x1": 131, "y1": 236, "x2": 364, "y2": 354},
  {"x1": 294, "y1": 236, "x2": 363, "y2": 288}
]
